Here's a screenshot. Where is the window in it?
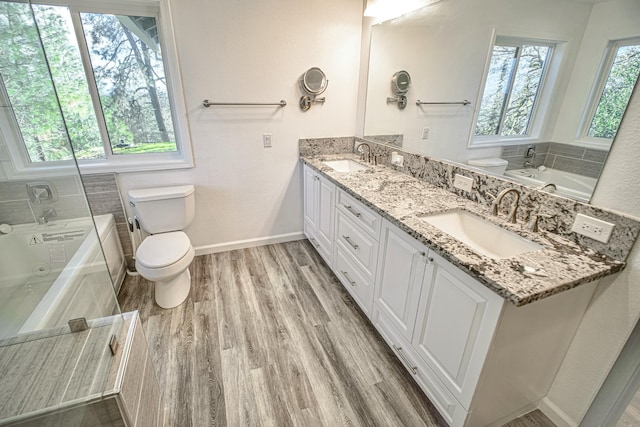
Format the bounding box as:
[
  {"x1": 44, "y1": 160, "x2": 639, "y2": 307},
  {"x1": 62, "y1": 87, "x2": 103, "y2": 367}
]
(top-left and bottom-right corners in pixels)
[
  {"x1": 583, "y1": 38, "x2": 640, "y2": 141},
  {"x1": 474, "y1": 38, "x2": 553, "y2": 140},
  {"x1": 0, "y1": 0, "x2": 191, "y2": 174}
]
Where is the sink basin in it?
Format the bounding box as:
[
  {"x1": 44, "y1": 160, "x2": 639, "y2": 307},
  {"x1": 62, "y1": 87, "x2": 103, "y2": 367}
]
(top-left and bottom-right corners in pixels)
[
  {"x1": 420, "y1": 210, "x2": 543, "y2": 259},
  {"x1": 322, "y1": 159, "x2": 369, "y2": 173}
]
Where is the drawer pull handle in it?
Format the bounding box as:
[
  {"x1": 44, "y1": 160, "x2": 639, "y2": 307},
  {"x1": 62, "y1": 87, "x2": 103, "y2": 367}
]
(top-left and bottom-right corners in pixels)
[
  {"x1": 309, "y1": 237, "x2": 320, "y2": 248},
  {"x1": 393, "y1": 345, "x2": 418, "y2": 375},
  {"x1": 342, "y1": 235, "x2": 359, "y2": 250},
  {"x1": 340, "y1": 270, "x2": 357, "y2": 287},
  {"x1": 344, "y1": 205, "x2": 362, "y2": 218}
]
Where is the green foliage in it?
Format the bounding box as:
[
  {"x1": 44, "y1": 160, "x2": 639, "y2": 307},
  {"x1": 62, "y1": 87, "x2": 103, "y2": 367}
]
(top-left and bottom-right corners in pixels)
[
  {"x1": 0, "y1": 4, "x2": 177, "y2": 163},
  {"x1": 588, "y1": 45, "x2": 640, "y2": 139}
]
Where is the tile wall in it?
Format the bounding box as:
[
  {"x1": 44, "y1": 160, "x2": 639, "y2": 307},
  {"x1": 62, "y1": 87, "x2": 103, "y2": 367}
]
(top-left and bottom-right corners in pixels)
[{"x1": 502, "y1": 142, "x2": 608, "y2": 178}]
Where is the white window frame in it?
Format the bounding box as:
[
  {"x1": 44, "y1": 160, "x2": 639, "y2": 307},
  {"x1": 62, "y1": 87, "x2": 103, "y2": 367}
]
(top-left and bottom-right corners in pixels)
[
  {"x1": 468, "y1": 34, "x2": 562, "y2": 149},
  {"x1": 576, "y1": 37, "x2": 640, "y2": 150},
  {"x1": 0, "y1": 0, "x2": 193, "y2": 178}
]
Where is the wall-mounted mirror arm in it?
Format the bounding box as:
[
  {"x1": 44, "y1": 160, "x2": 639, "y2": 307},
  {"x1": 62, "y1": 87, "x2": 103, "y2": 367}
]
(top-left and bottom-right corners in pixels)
[
  {"x1": 300, "y1": 96, "x2": 326, "y2": 111},
  {"x1": 387, "y1": 95, "x2": 408, "y2": 109}
]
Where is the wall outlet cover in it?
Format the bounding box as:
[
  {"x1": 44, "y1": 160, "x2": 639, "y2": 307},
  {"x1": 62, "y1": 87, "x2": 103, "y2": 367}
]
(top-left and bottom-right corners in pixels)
[
  {"x1": 453, "y1": 174, "x2": 473, "y2": 192},
  {"x1": 391, "y1": 152, "x2": 404, "y2": 167},
  {"x1": 571, "y1": 213, "x2": 615, "y2": 243}
]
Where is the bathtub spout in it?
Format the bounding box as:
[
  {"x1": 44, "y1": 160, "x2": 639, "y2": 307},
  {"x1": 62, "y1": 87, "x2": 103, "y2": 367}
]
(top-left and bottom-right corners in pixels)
[{"x1": 38, "y1": 208, "x2": 57, "y2": 224}]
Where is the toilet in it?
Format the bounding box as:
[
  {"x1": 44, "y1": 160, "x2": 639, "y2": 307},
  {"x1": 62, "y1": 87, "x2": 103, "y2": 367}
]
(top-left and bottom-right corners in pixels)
[
  {"x1": 467, "y1": 158, "x2": 509, "y2": 175},
  {"x1": 128, "y1": 185, "x2": 196, "y2": 309}
]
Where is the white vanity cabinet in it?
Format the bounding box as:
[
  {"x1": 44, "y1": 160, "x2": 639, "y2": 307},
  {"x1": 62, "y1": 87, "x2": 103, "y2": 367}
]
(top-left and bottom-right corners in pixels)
[
  {"x1": 372, "y1": 219, "x2": 502, "y2": 425},
  {"x1": 301, "y1": 165, "x2": 598, "y2": 426},
  {"x1": 303, "y1": 164, "x2": 336, "y2": 267}
]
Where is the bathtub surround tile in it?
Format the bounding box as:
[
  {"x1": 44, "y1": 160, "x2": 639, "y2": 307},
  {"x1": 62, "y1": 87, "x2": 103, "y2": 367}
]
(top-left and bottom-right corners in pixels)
[
  {"x1": 82, "y1": 173, "x2": 133, "y2": 259},
  {"x1": 81, "y1": 173, "x2": 119, "y2": 193},
  {"x1": 548, "y1": 155, "x2": 603, "y2": 178},
  {"x1": 118, "y1": 244, "x2": 447, "y2": 426},
  {"x1": 0, "y1": 199, "x2": 36, "y2": 224},
  {"x1": 584, "y1": 148, "x2": 609, "y2": 163}
]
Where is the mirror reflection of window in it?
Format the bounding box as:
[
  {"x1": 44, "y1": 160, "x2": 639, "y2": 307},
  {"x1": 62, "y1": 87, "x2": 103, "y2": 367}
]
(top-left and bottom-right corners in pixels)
[
  {"x1": 474, "y1": 38, "x2": 554, "y2": 139},
  {"x1": 583, "y1": 38, "x2": 640, "y2": 141}
]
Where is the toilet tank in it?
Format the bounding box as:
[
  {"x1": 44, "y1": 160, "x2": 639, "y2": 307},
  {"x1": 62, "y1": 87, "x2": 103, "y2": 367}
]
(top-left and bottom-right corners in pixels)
[
  {"x1": 128, "y1": 185, "x2": 195, "y2": 234},
  {"x1": 467, "y1": 158, "x2": 508, "y2": 175}
]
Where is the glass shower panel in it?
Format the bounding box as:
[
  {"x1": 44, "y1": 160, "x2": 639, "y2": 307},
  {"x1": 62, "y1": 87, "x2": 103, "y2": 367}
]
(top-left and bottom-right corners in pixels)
[{"x1": 0, "y1": 0, "x2": 124, "y2": 423}]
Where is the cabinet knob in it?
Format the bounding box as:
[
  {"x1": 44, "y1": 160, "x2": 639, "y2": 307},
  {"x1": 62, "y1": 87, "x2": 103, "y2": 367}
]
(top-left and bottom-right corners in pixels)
[{"x1": 419, "y1": 252, "x2": 433, "y2": 263}]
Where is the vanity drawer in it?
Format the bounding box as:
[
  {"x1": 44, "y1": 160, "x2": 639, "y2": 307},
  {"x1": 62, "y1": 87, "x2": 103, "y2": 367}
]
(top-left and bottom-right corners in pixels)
[
  {"x1": 336, "y1": 189, "x2": 382, "y2": 238},
  {"x1": 335, "y1": 245, "x2": 374, "y2": 316},
  {"x1": 336, "y1": 212, "x2": 378, "y2": 280},
  {"x1": 372, "y1": 307, "x2": 467, "y2": 426}
]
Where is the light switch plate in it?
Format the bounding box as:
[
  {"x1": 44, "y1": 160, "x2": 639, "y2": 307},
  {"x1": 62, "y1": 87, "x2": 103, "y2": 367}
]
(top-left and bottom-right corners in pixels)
[
  {"x1": 453, "y1": 174, "x2": 473, "y2": 192},
  {"x1": 571, "y1": 213, "x2": 615, "y2": 243}
]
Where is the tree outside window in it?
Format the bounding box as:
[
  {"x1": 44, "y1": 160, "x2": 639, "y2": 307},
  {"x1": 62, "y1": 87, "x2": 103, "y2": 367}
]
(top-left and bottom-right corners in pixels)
[
  {"x1": 0, "y1": 2, "x2": 177, "y2": 163},
  {"x1": 586, "y1": 41, "x2": 640, "y2": 140}
]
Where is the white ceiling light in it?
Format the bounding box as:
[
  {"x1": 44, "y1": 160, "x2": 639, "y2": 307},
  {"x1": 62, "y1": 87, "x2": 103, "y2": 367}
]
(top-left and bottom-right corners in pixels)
[{"x1": 364, "y1": 0, "x2": 442, "y2": 23}]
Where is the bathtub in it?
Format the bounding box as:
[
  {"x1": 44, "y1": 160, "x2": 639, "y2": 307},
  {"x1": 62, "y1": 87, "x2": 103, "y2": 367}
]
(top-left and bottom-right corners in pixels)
[
  {"x1": 504, "y1": 168, "x2": 597, "y2": 201},
  {"x1": 0, "y1": 214, "x2": 125, "y2": 339}
]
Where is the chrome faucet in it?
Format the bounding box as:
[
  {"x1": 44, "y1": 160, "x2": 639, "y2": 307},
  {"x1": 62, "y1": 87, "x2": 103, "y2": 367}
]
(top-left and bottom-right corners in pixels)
[
  {"x1": 38, "y1": 208, "x2": 56, "y2": 224},
  {"x1": 357, "y1": 142, "x2": 372, "y2": 163},
  {"x1": 491, "y1": 188, "x2": 521, "y2": 223},
  {"x1": 527, "y1": 212, "x2": 553, "y2": 232},
  {"x1": 537, "y1": 182, "x2": 557, "y2": 192}
]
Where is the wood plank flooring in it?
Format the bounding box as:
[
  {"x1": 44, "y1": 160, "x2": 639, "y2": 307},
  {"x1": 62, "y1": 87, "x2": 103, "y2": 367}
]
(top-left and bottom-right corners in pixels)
[{"x1": 118, "y1": 240, "x2": 447, "y2": 426}]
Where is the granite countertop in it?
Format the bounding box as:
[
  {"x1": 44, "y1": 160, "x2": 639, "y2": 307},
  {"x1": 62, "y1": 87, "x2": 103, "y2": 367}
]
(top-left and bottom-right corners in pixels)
[{"x1": 301, "y1": 153, "x2": 625, "y2": 306}]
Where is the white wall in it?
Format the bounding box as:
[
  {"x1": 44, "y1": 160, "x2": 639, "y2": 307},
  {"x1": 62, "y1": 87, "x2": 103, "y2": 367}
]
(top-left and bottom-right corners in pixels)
[
  {"x1": 363, "y1": 0, "x2": 593, "y2": 161},
  {"x1": 542, "y1": 79, "x2": 640, "y2": 426},
  {"x1": 552, "y1": 0, "x2": 640, "y2": 147},
  {"x1": 117, "y1": 0, "x2": 363, "y2": 253}
]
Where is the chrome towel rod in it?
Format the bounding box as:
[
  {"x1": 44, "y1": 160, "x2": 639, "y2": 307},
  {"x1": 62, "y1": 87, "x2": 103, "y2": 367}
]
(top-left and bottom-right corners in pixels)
[
  {"x1": 202, "y1": 99, "x2": 287, "y2": 108},
  {"x1": 416, "y1": 99, "x2": 470, "y2": 106}
]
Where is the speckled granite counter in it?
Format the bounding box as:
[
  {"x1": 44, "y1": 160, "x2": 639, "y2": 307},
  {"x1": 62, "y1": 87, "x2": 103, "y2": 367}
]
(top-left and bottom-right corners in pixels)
[{"x1": 302, "y1": 153, "x2": 625, "y2": 306}]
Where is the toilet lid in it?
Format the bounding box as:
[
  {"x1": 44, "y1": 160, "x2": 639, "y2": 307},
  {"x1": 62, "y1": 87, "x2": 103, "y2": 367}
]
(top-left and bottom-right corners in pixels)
[{"x1": 136, "y1": 232, "x2": 192, "y2": 269}]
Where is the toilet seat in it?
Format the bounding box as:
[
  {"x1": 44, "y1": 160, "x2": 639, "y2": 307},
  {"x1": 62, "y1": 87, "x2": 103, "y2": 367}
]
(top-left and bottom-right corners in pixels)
[{"x1": 136, "y1": 231, "x2": 191, "y2": 268}]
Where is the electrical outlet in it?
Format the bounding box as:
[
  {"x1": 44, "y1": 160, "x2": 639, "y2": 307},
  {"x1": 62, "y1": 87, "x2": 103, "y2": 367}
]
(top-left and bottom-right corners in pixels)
[
  {"x1": 453, "y1": 174, "x2": 473, "y2": 192},
  {"x1": 263, "y1": 133, "x2": 272, "y2": 148},
  {"x1": 391, "y1": 152, "x2": 404, "y2": 167},
  {"x1": 571, "y1": 213, "x2": 615, "y2": 243},
  {"x1": 422, "y1": 127, "x2": 430, "y2": 140}
]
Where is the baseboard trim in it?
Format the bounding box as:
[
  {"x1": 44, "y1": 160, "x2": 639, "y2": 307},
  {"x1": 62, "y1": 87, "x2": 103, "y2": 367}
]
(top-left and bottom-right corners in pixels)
[
  {"x1": 539, "y1": 397, "x2": 578, "y2": 427},
  {"x1": 194, "y1": 232, "x2": 306, "y2": 255}
]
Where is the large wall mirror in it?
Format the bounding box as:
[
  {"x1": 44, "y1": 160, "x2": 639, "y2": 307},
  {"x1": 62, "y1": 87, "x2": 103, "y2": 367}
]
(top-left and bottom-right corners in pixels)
[{"x1": 362, "y1": 0, "x2": 640, "y2": 202}]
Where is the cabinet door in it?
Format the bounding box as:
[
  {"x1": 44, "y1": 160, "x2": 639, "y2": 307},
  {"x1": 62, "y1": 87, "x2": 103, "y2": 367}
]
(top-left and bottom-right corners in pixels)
[
  {"x1": 303, "y1": 165, "x2": 319, "y2": 229},
  {"x1": 412, "y1": 251, "x2": 503, "y2": 408},
  {"x1": 374, "y1": 220, "x2": 429, "y2": 342},
  {"x1": 316, "y1": 177, "x2": 335, "y2": 250}
]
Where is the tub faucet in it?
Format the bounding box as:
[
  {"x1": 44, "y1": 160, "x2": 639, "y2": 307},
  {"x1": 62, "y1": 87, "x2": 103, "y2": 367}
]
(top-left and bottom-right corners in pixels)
[
  {"x1": 491, "y1": 188, "x2": 521, "y2": 223},
  {"x1": 357, "y1": 142, "x2": 372, "y2": 163},
  {"x1": 537, "y1": 182, "x2": 557, "y2": 192},
  {"x1": 38, "y1": 208, "x2": 56, "y2": 224}
]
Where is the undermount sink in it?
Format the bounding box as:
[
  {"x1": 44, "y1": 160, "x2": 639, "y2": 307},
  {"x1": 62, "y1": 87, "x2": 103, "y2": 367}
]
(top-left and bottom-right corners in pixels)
[
  {"x1": 322, "y1": 159, "x2": 369, "y2": 173},
  {"x1": 420, "y1": 210, "x2": 543, "y2": 260}
]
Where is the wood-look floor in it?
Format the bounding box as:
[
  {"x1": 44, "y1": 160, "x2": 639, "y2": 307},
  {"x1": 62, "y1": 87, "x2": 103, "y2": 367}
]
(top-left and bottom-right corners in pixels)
[
  {"x1": 118, "y1": 240, "x2": 447, "y2": 426},
  {"x1": 118, "y1": 240, "x2": 556, "y2": 427}
]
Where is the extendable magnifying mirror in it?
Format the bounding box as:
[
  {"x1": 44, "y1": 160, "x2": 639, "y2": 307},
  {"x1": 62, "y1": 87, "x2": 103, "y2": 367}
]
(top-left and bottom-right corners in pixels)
[
  {"x1": 299, "y1": 67, "x2": 328, "y2": 111},
  {"x1": 387, "y1": 70, "x2": 411, "y2": 109}
]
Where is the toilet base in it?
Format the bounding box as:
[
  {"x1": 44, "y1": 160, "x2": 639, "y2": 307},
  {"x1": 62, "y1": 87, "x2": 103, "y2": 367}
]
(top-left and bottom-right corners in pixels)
[{"x1": 154, "y1": 269, "x2": 191, "y2": 309}]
